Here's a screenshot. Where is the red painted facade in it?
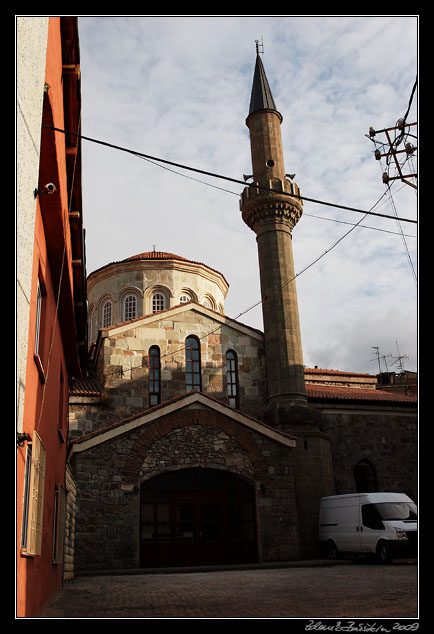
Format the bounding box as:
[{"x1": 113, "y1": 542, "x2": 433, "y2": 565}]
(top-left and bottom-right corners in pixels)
[{"x1": 16, "y1": 17, "x2": 86, "y2": 617}]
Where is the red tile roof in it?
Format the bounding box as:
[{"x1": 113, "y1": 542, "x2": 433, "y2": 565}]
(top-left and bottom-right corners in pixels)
[
  {"x1": 304, "y1": 367, "x2": 374, "y2": 378},
  {"x1": 70, "y1": 374, "x2": 416, "y2": 406},
  {"x1": 88, "y1": 251, "x2": 229, "y2": 286},
  {"x1": 69, "y1": 390, "x2": 297, "y2": 445},
  {"x1": 69, "y1": 376, "x2": 101, "y2": 396},
  {"x1": 306, "y1": 383, "x2": 416, "y2": 404}
]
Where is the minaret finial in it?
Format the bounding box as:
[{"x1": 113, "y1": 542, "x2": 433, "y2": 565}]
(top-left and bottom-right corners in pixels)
[{"x1": 255, "y1": 37, "x2": 264, "y2": 55}]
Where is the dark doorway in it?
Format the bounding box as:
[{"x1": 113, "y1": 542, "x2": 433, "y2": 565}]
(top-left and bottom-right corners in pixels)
[
  {"x1": 140, "y1": 468, "x2": 258, "y2": 567},
  {"x1": 354, "y1": 459, "x2": 378, "y2": 493}
]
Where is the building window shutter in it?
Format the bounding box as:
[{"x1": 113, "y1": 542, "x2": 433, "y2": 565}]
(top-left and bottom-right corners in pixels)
[
  {"x1": 34, "y1": 280, "x2": 43, "y2": 355},
  {"x1": 26, "y1": 431, "x2": 46, "y2": 556}
]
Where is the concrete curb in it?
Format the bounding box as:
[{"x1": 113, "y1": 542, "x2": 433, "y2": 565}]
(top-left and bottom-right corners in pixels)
[{"x1": 74, "y1": 558, "x2": 353, "y2": 577}]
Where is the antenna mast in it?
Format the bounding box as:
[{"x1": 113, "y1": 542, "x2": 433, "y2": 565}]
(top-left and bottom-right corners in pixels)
[
  {"x1": 371, "y1": 347, "x2": 392, "y2": 373},
  {"x1": 391, "y1": 341, "x2": 408, "y2": 373}
]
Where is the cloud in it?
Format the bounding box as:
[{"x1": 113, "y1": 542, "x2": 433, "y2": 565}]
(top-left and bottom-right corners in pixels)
[{"x1": 78, "y1": 15, "x2": 417, "y2": 373}]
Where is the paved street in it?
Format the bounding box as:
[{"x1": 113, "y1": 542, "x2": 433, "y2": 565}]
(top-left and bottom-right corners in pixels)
[{"x1": 41, "y1": 560, "x2": 418, "y2": 619}]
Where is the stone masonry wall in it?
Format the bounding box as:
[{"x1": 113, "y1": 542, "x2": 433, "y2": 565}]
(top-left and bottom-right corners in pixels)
[
  {"x1": 63, "y1": 463, "x2": 77, "y2": 581},
  {"x1": 317, "y1": 405, "x2": 418, "y2": 501},
  {"x1": 71, "y1": 407, "x2": 300, "y2": 571},
  {"x1": 69, "y1": 309, "x2": 266, "y2": 439}
]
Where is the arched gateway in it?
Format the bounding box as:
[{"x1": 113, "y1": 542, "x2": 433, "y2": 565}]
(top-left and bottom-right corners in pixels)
[{"x1": 140, "y1": 468, "x2": 257, "y2": 567}]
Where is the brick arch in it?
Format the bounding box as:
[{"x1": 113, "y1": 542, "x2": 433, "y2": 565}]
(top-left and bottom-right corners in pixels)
[{"x1": 122, "y1": 408, "x2": 271, "y2": 486}]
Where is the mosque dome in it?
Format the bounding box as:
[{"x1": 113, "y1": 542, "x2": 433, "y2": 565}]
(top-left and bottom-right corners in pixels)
[{"x1": 86, "y1": 250, "x2": 229, "y2": 345}]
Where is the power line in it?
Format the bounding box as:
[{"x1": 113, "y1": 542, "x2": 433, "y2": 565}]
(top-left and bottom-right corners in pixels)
[
  {"x1": 43, "y1": 125, "x2": 417, "y2": 225},
  {"x1": 385, "y1": 183, "x2": 417, "y2": 285},
  {"x1": 102, "y1": 189, "x2": 385, "y2": 371},
  {"x1": 138, "y1": 151, "x2": 417, "y2": 239}
]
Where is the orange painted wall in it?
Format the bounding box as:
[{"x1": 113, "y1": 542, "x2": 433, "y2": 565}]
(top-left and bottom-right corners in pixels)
[
  {"x1": 17, "y1": 201, "x2": 69, "y2": 617},
  {"x1": 17, "y1": 17, "x2": 75, "y2": 618}
]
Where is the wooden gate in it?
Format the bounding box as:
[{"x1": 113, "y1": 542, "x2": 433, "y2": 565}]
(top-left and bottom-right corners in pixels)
[{"x1": 140, "y1": 468, "x2": 257, "y2": 567}]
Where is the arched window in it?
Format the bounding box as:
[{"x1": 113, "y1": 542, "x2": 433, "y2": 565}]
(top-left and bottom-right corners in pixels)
[
  {"x1": 185, "y1": 336, "x2": 201, "y2": 392},
  {"x1": 202, "y1": 298, "x2": 212, "y2": 309},
  {"x1": 354, "y1": 459, "x2": 378, "y2": 493},
  {"x1": 152, "y1": 293, "x2": 165, "y2": 313},
  {"x1": 102, "y1": 299, "x2": 112, "y2": 328},
  {"x1": 179, "y1": 294, "x2": 190, "y2": 304},
  {"x1": 148, "y1": 346, "x2": 161, "y2": 406},
  {"x1": 226, "y1": 350, "x2": 239, "y2": 408},
  {"x1": 124, "y1": 294, "x2": 137, "y2": 321}
]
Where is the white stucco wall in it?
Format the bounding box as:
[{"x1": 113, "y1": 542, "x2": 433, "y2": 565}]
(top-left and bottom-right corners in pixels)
[{"x1": 16, "y1": 17, "x2": 49, "y2": 431}]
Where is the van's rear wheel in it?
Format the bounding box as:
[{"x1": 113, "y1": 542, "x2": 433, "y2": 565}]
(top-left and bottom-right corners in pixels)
[
  {"x1": 325, "y1": 540, "x2": 339, "y2": 560},
  {"x1": 376, "y1": 541, "x2": 392, "y2": 564}
]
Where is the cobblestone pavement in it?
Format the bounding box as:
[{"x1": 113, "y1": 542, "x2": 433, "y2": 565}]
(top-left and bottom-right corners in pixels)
[{"x1": 41, "y1": 560, "x2": 418, "y2": 619}]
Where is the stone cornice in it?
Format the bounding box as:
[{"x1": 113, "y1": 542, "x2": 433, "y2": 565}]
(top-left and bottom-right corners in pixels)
[{"x1": 87, "y1": 256, "x2": 229, "y2": 297}]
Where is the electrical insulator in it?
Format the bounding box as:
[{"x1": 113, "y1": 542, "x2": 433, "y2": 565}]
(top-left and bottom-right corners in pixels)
[
  {"x1": 405, "y1": 142, "x2": 415, "y2": 155},
  {"x1": 397, "y1": 118, "x2": 405, "y2": 130},
  {"x1": 375, "y1": 149, "x2": 381, "y2": 160},
  {"x1": 369, "y1": 127, "x2": 376, "y2": 137},
  {"x1": 382, "y1": 172, "x2": 390, "y2": 183}
]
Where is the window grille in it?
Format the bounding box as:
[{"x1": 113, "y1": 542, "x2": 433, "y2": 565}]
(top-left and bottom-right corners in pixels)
[
  {"x1": 124, "y1": 294, "x2": 137, "y2": 320},
  {"x1": 185, "y1": 336, "x2": 201, "y2": 391},
  {"x1": 226, "y1": 350, "x2": 239, "y2": 408},
  {"x1": 102, "y1": 300, "x2": 112, "y2": 328},
  {"x1": 152, "y1": 293, "x2": 165, "y2": 313},
  {"x1": 148, "y1": 346, "x2": 161, "y2": 406}
]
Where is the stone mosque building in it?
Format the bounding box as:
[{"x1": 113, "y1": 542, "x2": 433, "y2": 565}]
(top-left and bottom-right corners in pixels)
[{"x1": 67, "y1": 52, "x2": 417, "y2": 571}]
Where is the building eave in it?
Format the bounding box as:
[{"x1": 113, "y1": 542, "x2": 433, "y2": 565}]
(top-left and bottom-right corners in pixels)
[{"x1": 68, "y1": 390, "x2": 296, "y2": 456}]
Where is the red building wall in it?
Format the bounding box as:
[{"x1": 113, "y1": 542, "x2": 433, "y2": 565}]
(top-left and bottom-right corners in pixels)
[{"x1": 16, "y1": 17, "x2": 85, "y2": 618}]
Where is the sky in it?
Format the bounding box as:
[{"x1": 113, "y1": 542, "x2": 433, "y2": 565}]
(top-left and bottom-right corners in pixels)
[{"x1": 77, "y1": 15, "x2": 418, "y2": 374}]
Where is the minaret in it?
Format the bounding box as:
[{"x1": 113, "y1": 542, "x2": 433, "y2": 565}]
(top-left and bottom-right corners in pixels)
[
  {"x1": 240, "y1": 47, "x2": 335, "y2": 557},
  {"x1": 240, "y1": 47, "x2": 316, "y2": 431}
]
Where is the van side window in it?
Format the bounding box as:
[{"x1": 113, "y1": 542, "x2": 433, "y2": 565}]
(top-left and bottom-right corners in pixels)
[{"x1": 361, "y1": 504, "x2": 384, "y2": 530}]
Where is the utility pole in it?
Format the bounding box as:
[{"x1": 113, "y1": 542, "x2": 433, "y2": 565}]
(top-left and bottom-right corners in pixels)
[
  {"x1": 366, "y1": 77, "x2": 417, "y2": 190},
  {"x1": 367, "y1": 120, "x2": 417, "y2": 190}
]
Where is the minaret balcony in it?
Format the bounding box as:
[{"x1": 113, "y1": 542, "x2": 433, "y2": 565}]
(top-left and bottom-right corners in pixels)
[
  {"x1": 240, "y1": 177, "x2": 301, "y2": 205},
  {"x1": 240, "y1": 177, "x2": 303, "y2": 232}
]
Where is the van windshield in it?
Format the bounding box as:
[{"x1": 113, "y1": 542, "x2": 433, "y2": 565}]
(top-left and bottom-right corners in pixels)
[{"x1": 373, "y1": 502, "x2": 417, "y2": 521}]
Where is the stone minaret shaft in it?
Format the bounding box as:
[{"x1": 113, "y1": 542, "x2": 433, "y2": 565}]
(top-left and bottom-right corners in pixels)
[{"x1": 240, "y1": 52, "x2": 308, "y2": 422}]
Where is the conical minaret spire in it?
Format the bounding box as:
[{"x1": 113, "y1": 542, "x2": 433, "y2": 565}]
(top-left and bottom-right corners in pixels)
[{"x1": 249, "y1": 51, "x2": 279, "y2": 115}]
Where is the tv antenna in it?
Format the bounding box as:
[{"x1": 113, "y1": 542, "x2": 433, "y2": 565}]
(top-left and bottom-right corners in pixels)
[
  {"x1": 391, "y1": 341, "x2": 408, "y2": 373},
  {"x1": 371, "y1": 347, "x2": 392, "y2": 373}
]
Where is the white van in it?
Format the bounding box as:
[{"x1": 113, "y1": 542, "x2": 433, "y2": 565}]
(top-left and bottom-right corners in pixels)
[{"x1": 319, "y1": 492, "x2": 417, "y2": 563}]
